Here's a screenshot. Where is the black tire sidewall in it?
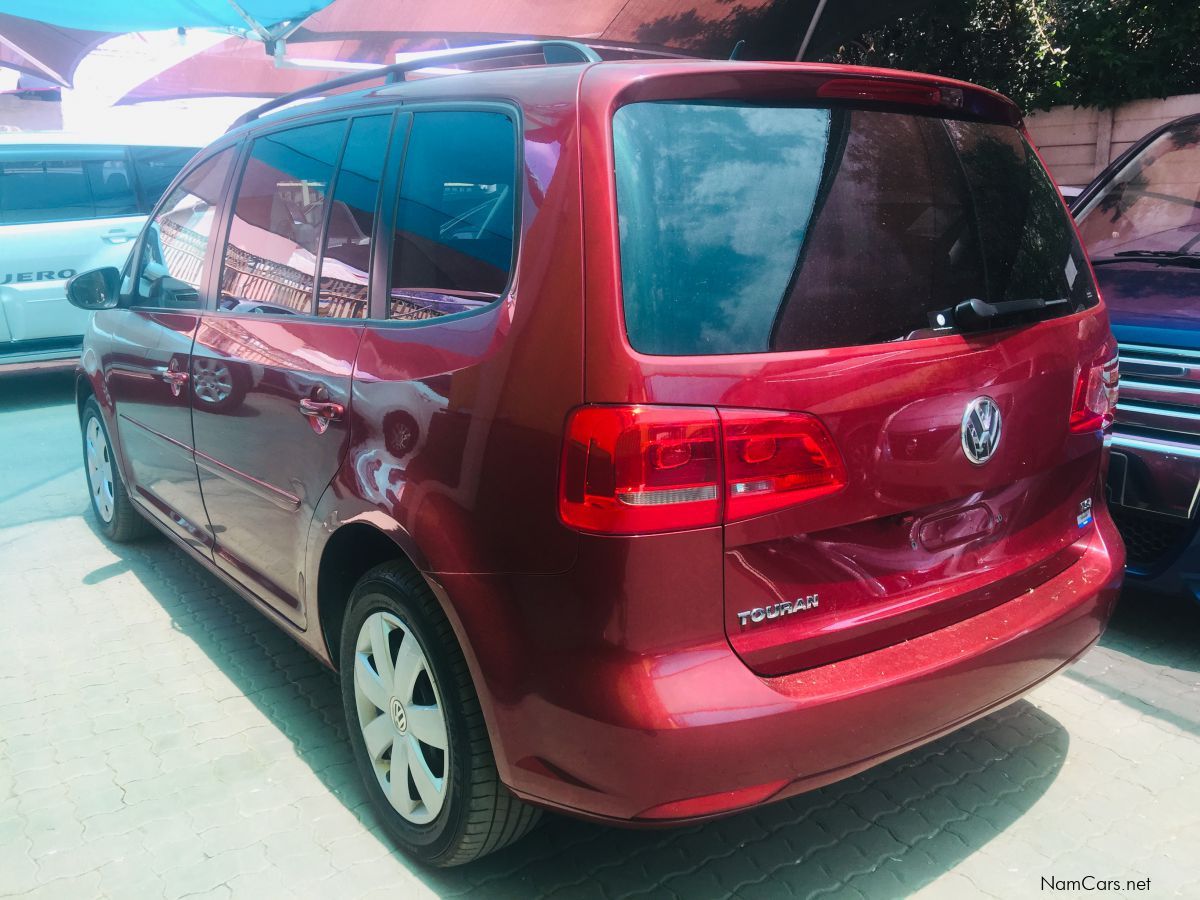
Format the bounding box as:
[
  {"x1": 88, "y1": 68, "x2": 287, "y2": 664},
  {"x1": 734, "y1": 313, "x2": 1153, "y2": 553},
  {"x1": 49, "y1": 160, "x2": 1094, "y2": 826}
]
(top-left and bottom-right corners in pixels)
[{"x1": 339, "y1": 575, "x2": 474, "y2": 864}]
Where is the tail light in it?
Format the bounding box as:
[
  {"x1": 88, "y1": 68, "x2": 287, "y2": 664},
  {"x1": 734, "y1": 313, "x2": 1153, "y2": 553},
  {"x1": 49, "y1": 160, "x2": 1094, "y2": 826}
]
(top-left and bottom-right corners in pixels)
[
  {"x1": 1069, "y1": 340, "x2": 1120, "y2": 433},
  {"x1": 720, "y1": 409, "x2": 847, "y2": 520},
  {"x1": 559, "y1": 405, "x2": 846, "y2": 534}
]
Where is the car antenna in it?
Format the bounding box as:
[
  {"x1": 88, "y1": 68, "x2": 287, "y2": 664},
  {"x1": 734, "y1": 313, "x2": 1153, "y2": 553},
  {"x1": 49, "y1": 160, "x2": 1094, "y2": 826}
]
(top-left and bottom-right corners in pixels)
[{"x1": 729, "y1": 40, "x2": 746, "y2": 60}]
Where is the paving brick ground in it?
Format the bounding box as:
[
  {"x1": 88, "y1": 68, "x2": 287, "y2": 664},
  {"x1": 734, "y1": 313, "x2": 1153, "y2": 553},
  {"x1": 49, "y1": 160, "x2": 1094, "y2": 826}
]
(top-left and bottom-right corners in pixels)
[{"x1": 1, "y1": 371, "x2": 1198, "y2": 899}]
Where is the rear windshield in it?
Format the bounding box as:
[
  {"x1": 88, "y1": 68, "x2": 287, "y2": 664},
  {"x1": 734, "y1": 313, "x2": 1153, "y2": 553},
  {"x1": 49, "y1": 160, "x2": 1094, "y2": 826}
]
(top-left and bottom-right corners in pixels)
[{"x1": 613, "y1": 102, "x2": 1096, "y2": 355}]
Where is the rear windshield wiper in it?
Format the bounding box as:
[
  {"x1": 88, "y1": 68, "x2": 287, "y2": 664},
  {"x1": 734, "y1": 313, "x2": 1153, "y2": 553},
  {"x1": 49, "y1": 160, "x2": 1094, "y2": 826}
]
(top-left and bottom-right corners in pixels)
[
  {"x1": 1091, "y1": 250, "x2": 1200, "y2": 268},
  {"x1": 927, "y1": 297, "x2": 1072, "y2": 333}
]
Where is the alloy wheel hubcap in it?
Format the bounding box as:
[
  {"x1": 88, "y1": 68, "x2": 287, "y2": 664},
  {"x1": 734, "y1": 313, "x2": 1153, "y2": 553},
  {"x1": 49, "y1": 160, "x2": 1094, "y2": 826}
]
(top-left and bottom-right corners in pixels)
[
  {"x1": 85, "y1": 417, "x2": 115, "y2": 523},
  {"x1": 353, "y1": 611, "x2": 448, "y2": 824},
  {"x1": 193, "y1": 360, "x2": 233, "y2": 403}
]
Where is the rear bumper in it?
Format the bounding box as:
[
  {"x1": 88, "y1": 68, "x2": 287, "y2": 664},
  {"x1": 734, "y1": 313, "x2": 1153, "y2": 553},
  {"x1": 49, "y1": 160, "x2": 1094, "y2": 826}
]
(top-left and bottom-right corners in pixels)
[{"x1": 452, "y1": 509, "x2": 1123, "y2": 824}]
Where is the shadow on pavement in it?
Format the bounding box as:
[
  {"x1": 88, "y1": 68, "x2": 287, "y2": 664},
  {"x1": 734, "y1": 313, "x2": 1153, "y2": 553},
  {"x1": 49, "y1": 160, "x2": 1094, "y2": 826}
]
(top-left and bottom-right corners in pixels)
[
  {"x1": 91, "y1": 528, "x2": 1075, "y2": 898},
  {"x1": 0, "y1": 371, "x2": 89, "y2": 527},
  {"x1": 0, "y1": 370, "x2": 76, "y2": 413},
  {"x1": 1066, "y1": 587, "x2": 1200, "y2": 739}
]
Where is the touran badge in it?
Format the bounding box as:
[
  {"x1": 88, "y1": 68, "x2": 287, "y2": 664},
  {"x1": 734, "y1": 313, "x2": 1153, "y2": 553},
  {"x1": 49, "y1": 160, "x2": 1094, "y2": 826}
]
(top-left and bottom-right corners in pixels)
[
  {"x1": 962, "y1": 396, "x2": 1002, "y2": 465},
  {"x1": 737, "y1": 594, "x2": 819, "y2": 628}
]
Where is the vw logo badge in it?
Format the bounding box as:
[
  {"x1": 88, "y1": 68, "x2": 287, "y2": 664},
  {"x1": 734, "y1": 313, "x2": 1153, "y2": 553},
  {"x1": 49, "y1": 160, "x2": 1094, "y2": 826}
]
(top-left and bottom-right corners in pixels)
[{"x1": 962, "y1": 396, "x2": 1002, "y2": 465}]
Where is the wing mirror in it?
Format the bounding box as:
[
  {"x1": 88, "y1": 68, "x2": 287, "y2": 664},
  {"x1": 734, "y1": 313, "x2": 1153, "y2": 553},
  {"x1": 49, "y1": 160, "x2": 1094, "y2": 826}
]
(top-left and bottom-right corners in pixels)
[{"x1": 66, "y1": 267, "x2": 123, "y2": 311}]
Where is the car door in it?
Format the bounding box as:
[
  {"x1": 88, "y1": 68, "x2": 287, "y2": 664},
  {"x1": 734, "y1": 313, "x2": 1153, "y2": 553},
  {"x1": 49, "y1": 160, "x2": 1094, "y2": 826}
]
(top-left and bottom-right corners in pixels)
[
  {"x1": 0, "y1": 145, "x2": 143, "y2": 348},
  {"x1": 191, "y1": 113, "x2": 395, "y2": 626},
  {"x1": 102, "y1": 146, "x2": 238, "y2": 550}
]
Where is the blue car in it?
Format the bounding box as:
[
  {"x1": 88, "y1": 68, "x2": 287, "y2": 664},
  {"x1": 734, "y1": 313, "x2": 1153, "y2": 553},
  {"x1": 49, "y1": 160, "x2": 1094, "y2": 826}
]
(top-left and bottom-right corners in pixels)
[{"x1": 1074, "y1": 113, "x2": 1200, "y2": 600}]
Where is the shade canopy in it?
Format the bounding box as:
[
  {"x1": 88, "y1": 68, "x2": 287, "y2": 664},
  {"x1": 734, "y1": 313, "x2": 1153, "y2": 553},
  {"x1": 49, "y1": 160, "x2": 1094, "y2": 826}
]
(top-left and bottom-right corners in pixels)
[
  {"x1": 291, "y1": 0, "x2": 935, "y2": 61},
  {"x1": 117, "y1": 0, "x2": 939, "y2": 104},
  {"x1": 0, "y1": 1, "x2": 330, "y2": 32},
  {"x1": 0, "y1": 13, "x2": 112, "y2": 86}
]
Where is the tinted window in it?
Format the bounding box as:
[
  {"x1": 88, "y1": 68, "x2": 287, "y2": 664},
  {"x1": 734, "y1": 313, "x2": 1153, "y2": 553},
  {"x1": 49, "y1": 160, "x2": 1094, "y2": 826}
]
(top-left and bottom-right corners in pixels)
[
  {"x1": 388, "y1": 111, "x2": 515, "y2": 321},
  {"x1": 317, "y1": 115, "x2": 392, "y2": 319},
  {"x1": 219, "y1": 120, "x2": 345, "y2": 316},
  {"x1": 131, "y1": 147, "x2": 196, "y2": 208},
  {"x1": 613, "y1": 102, "x2": 1095, "y2": 355},
  {"x1": 0, "y1": 157, "x2": 137, "y2": 225},
  {"x1": 135, "y1": 148, "x2": 234, "y2": 308}
]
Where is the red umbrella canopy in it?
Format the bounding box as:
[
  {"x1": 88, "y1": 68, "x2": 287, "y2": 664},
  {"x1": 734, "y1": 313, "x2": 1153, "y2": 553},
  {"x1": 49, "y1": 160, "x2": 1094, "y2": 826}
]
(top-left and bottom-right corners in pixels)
[
  {"x1": 117, "y1": 0, "x2": 938, "y2": 104},
  {"x1": 289, "y1": 0, "x2": 934, "y2": 60},
  {"x1": 118, "y1": 35, "x2": 451, "y2": 104},
  {"x1": 0, "y1": 13, "x2": 113, "y2": 86}
]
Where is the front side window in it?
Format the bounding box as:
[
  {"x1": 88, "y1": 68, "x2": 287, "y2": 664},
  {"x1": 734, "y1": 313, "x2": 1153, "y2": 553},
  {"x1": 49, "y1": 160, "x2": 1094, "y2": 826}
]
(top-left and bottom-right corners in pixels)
[
  {"x1": 1075, "y1": 120, "x2": 1200, "y2": 260},
  {"x1": 219, "y1": 120, "x2": 345, "y2": 316},
  {"x1": 613, "y1": 102, "x2": 1093, "y2": 355},
  {"x1": 134, "y1": 147, "x2": 234, "y2": 308},
  {"x1": 388, "y1": 110, "x2": 516, "y2": 321},
  {"x1": 0, "y1": 156, "x2": 137, "y2": 224}
]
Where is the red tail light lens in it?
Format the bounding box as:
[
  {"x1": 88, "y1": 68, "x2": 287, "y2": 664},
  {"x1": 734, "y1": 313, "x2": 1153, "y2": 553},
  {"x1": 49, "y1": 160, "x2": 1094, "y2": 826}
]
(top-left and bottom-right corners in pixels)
[
  {"x1": 1069, "y1": 340, "x2": 1120, "y2": 433},
  {"x1": 720, "y1": 409, "x2": 848, "y2": 520},
  {"x1": 559, "y1": 406, "x2": 721, "y2": 534},
  {"x1": 559, "y1": 406, "x2": 847, "y2": 534}
]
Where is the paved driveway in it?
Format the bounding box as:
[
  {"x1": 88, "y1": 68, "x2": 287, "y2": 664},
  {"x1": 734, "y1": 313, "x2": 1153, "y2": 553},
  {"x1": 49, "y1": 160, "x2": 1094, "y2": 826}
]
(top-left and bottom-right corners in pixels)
[{"x1": 1, "y1": 371, "x2": 1198, "y2": 900}]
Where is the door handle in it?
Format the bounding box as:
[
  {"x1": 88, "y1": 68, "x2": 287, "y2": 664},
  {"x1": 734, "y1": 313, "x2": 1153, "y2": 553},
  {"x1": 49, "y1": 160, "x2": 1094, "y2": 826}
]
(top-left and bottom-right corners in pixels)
[
  {"x1": 102, "y1": 231, "x2": 134, "y2": 244},
  {"x1": 161, "y1": 369, "x2": 189, "y2": 397},
  {"x1": 299, "y1": 398, "x2": 344, "y2": 434}
]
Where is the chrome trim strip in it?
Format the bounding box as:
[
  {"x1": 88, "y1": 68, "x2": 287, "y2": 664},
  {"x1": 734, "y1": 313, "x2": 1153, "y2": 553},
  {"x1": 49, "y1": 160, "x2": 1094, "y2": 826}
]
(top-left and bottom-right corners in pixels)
[
  {"x1": 1110, "y1": 432, "x2": 1200, "y2": 459},
  {"x1": 1118, "y1": 342, "x2": 1200, "y2": 363},
  {"x1": 1117, "y1": 401, "x2": 1200, "y2": 422},
  {"x1": 193, "y1": 449, "x2": 302, "y2": 512},
  {"x1": 1120, "y1": 377, "x2": 1200, "y2": 395}
]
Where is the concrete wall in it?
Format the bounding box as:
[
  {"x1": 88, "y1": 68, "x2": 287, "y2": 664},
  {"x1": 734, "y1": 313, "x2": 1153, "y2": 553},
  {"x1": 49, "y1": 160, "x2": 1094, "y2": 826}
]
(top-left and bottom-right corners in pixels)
[{"x1": 1025, "y1": 93, "x2": 1200, "y2": 189}]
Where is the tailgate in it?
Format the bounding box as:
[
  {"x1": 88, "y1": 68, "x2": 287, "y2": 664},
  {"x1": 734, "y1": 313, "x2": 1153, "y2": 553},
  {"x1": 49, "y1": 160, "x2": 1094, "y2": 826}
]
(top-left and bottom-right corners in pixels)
[{"x1": 581, "y1": 72, "x2": 1115, "y2": 675}]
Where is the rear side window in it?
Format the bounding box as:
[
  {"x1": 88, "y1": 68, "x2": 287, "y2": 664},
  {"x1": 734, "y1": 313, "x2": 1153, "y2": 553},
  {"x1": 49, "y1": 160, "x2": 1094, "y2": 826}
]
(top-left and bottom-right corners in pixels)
[
  {"x1": 219, "y1": 120, "x2": 344, "y2": 315},
  {"x1": 387, "y1": 110, "x2": 516, "y2": 321},
  {"x1": 316, "y1": 114, "x2": 392, "y2": 319},
  {"x1": 0, "y1": 157, "x2": 137, "y2": 225},
  {"x1": 613, "y1": 102, "x2": 1095, "y2": 355},
  {"x1": 131, "y1": 147, "x2": 196, "y2": 208}
]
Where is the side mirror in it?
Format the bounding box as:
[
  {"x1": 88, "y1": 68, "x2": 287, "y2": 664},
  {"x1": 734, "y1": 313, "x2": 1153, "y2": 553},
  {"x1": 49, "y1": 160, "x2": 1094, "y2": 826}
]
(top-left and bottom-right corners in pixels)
[{"x1": 66, "y1": 267, "x2": 122, "y2": 310}]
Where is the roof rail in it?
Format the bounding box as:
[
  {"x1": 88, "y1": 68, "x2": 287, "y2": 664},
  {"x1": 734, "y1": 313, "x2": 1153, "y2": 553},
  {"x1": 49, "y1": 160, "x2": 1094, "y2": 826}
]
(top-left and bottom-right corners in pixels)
[{"x1": 232, "y1": 40, "x2": 602, "y2": 128}]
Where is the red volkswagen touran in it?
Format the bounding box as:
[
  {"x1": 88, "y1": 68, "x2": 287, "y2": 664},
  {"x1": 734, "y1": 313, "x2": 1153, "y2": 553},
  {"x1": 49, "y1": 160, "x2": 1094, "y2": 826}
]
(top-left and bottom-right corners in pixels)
[{"x1": 68, "y1": 43, "x2": 1124, "y2": 865}]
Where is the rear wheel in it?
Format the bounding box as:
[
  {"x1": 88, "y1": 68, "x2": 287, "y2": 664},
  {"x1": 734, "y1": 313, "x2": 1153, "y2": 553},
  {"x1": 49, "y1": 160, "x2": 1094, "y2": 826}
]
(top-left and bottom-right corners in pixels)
[
  {"x1": 81, "y1": 398, "x2": 150, "y2": 542},
  {"x1": 340, "y1": 561, "x2": 540, "y2": 866}
]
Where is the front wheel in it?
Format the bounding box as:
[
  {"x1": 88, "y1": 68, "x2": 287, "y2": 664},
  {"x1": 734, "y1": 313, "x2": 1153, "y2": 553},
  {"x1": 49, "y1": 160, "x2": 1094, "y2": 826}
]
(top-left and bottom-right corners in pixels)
[
  {"x1": 340, "y1": 561, "x2": 540, "y2": 866},
  {"x1": 81, "y1": 398, "x2": 151, "y2": 542}
]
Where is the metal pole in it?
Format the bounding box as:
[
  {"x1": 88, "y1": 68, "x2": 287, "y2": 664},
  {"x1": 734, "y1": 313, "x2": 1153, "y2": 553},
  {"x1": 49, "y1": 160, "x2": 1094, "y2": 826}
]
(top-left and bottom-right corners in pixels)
[{"x1": 795, "y1": 0, "x2": 830, "y2": 61}]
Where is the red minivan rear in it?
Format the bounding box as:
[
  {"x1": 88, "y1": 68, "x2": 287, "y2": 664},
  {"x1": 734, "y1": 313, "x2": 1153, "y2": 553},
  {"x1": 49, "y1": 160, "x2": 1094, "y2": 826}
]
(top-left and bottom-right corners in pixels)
[{"x1": 493, "y1": 63, "x2": 1124, "y2": 822}]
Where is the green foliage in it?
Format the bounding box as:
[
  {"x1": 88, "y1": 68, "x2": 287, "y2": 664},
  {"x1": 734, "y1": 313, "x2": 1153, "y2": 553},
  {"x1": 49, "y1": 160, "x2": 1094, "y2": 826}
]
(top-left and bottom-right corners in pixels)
[{"x1": 829, "y1": 0, "x2": 1200, "y2": 111}]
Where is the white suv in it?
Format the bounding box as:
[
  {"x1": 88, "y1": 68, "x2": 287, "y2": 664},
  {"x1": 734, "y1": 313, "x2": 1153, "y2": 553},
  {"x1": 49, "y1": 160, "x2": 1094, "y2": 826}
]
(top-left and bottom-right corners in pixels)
[{"x1": 0, "y1": 135, "x2": 197, "y2": 370}]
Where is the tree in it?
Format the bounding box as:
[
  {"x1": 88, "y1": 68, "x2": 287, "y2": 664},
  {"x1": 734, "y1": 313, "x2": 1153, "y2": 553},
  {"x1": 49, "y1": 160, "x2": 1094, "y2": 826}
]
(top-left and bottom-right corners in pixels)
[{"x1": 829, "y1": 0, "x2": 1200, "y2": 110}]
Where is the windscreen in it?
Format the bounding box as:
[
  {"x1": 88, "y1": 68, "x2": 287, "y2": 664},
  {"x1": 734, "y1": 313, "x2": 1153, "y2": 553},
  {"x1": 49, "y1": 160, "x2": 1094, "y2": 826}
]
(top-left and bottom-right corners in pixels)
[
  {"x1": 613, "y1": 102, "x2": 1096, "y2": 355},
  {"x1": 1074, "y1": 119, "x2": 1200, "y2": 259}
]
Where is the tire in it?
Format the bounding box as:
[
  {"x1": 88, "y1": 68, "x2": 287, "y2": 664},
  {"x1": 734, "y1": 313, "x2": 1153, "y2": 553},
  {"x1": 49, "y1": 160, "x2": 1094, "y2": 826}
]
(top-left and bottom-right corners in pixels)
[
  {"x1": 81, "y1": 397, "x2": 152, "y2": 542},
  {"x1": 340, "y1": 561, "x2": 540, "y2": 866}
]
